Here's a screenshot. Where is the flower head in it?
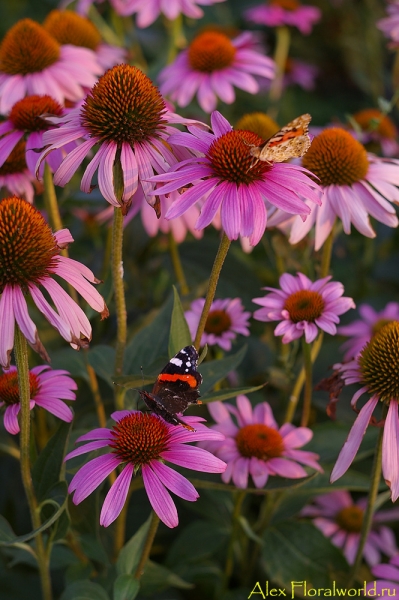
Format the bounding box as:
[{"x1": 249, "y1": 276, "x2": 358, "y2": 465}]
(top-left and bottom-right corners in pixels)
[
  {"x1": 283, "y1": 57, "x2": 318, "y2": 90},
  {"x1": 185, "y1": 297, "x2": 251, "y2": 351},
  {"x1": 65, "y1": 410, "x2": 226, "y2": 528},
  {"x1": 331, "y1": 321, "x2": 399, "y2": 501},
  {"x1": 351, "y1": 109, "x2": 399, "y2": 158},
  {"x1": 365, "y1": 555, "x2": 399, "y2": 598},
  {"x1": 269, "y1": 128, "x2": 399, "y2": 250},
  {"x1": 37, "y1": 64, "x2": 196, "y2": 214},
  {"x1": 244, "y1": 0, "x2": 321, "y2": 35},
  {"x1": 338, "y1": 302, "x2": 399, "y2": 360},
  {"x1": 236, "y1": 112, "x2": 280, "y2": 140},
  {"x1": 0, "y1": 19, "x2": 102, "y2": 113},
  {"x1": 201, "y1": 395, "x2": 322, "y2": 489},
  {"x1": 149, "y1": 111, "x2": 321, "y2": 246},
  {"x1": 378, "y1": 1, "x2": 399, "y2": 44},
  {"x1": 0, "y1": 139, "x2": 35, "y2": 203},
  {"x1": 253, "y1": 272, "x2": 355, "y2": 344},
  {"x1": 159, "y1": 31, "x2": 275, "y2": 113},
  {"x1": 301, "y1": 490, "x2": 399, "y2": 565},
  {"x1": 0, "y1": 365, "x2": 77, "y2": 435},
  {"x1": 0, "y1": 196, "x2": 108, "y2": 368}
]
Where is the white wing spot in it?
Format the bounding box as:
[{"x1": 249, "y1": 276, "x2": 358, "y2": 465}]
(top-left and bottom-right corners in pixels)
[{"x1": 170, "y1": 357, "x2": 183, "y2": 367}]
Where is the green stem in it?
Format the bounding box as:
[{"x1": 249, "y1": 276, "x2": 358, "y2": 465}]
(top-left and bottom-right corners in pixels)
[
  {"x1": 194, "y1": 233, "x2": 231, "y2": 350},
  {"x1": 319, "y1": 228, "x2": 335, "y2": 278},
  {"x1": 300, "y1": 339, "x2": 313, "y2": 427},
  {"x1": 43, "y1": 163, "x2": 63, "y2": 232},
  {"x1": 134, "y1": 511, "x2": 160, "y2": 579},
  {"x1": 347, "y1": 407, "x2": 386, "y2": 586},
  {"x1": 169, "y1": 232, "x2": 189, "y2": 295},
  {"x1": 112, "y1": 207, "x2": 127, "y2": 410},
  {"x1": 165, "y1": 14, "x2": 186, "y2": 64},
  {"x1": 220, "y1": 490, "x2": 247, "y2": 595},
  {"x1": 268, "y1": 26, "x2": 291, "y2": 118},
  {"x1": 14, "y1": 327, "x2": 53, "y2": 600}
]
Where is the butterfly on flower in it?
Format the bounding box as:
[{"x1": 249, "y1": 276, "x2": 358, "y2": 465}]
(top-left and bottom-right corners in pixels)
[{"x1": 247, "y1": 113, "x2": 312, "y2": 166}]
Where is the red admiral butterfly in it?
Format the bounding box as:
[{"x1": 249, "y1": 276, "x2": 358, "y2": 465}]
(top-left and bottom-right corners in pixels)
[{"x1": 139, "y1": 345, "x2": 202, "y2": 432}]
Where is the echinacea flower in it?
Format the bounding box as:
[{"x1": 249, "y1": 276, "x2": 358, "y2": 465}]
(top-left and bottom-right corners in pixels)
[
  {"x1": 0, "y1": 19, "x2": 102, "y2": 114},
  {"x1": 65, "y1": 410, "x2": 226, "y2": 528},
  {"x1": 158, "y1": 31, "x2": 275, "y2": 113},
  {"x1": 301, "y1": 490, "x2": 399, "y2": 565},
  {"x1": 244, "y1": 0, "x2": 321, "y2": 35},
  {"x1": 268, "y1": 128, "x2": 399, "y2": 250},
  {"x1": 0, "y1": 140, "x2": 35, "y2": 204},
  {"x1": 283, "y1": 57, "x2": 318, "y2": 91},
  {"x1": 0, "y1": 95, "x2": 72, "y2": 178},
  {"x1": 201, "y1": 395, "x2": 322, "y2": 489},
  {"x1": 43, "y1": 10, "x2": 126, "y2": 72},
  {"x1": 185, "y1": 298, "x2": 251, "y2": 351},
  {"x1": 365, "y1": 555, "x2": 399, "y2": 597},
  {"x1": 378, "y1": 1, "x2": 399, "y2": 43},
  {"x1": 331, "y1": 321, "x2": 399, "y2": 501},
  {"x1": 148, "y1": 111, "x2": 321, "y2": 246},
  {"x1": 37, "y1": 64, "x2": 197, "y2": 214},
  {"x1": 0, "y1": 365, "x2": 77, "y2": 435},
  {"x1": 351, "y1": 109, "x2": 399, "y2": 158},
  {"x1": 235, "y1": 112, "x2": 280, "y2": 141},
  {"x1": 338, "y1": 302, "x2": 399, "y2": 360},
  {"x1": 108, "y1": 0, "x2": 226, "y2": 28},
  {"x1": 253, "y1": 272, "x2": 355, "y2": 344},
  {"x1": 0, "y1": 196, "x2": 108, "y2": 369}
]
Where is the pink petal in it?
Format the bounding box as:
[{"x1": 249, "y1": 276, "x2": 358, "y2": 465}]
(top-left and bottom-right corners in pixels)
[
  {"x1": 100, "y1": 463, "x2": 134, "y2": 526},
  {"x1": 142, "y1": 464, "x2": 179, "y2": 528}
]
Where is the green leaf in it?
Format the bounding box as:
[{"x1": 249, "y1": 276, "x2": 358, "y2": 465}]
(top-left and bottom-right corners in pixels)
[
  {"x1": 168, "y1": 286, "x2": 192, "y2": 357},
  {"x1": 32, "y1": 420, "x2": 72, "y2": 501},
  {"x1": 50, "y1": 347, "x2": 89, "y2": 382},
  {"x1": 167, "y1": 520, "x2": 227, "y2": 566},
  {"x1": 113, "y1": 575, "x2": 140, "y2": 600},
  {"x1": 87, "y1": 345, "x2": 116, "y2": 388},
  {"x1": 112, "y1": 375, "x2": 154, "y2": 390},
  {"x1": 262, "y1": 521, "x2": 349, "y2": 590},
  {"x1": 140, "y1": 560, "x2": 193, "y2": 595},
  {"x1": 200, "y1": 384, "x2": 265, "y2": 403},
  {"x1": 60, "y1": 581, "x2": 110, "y2": 600},
  {"x1": 199, "y1": 345, "x2": 248, "y2": 394},
  {"x1": 116, "y1": 515, "x2": 152, "y2": 576}
]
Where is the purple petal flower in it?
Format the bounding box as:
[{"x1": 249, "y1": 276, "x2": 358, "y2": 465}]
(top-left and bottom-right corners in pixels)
[{"x1": 244, "y1": 1, "x2": 321, "y2": 35}]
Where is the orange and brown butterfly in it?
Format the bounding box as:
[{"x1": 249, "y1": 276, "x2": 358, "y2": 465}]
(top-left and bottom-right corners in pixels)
[{"x1": 248, "y1": 113, "x2": 312, "y2": 166}]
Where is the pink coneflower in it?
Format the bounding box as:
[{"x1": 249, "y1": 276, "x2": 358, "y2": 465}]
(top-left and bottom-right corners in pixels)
[
  {"x1": 301, "y1": 490, "x2": 399, "y2": 565},
  {"x1": 0, "y1": 19, "x2": 102, "y2": 114},
  {"x1": 0, "y1": 196, "x2": 108, "y2": 369},
  {"x1": 253, "y1": 273, "x2": 355, "y2": 344},
  {"x1": 42, "y1": 10, "x2": 127, "y2": 72},
  {"x1": 331, "y1": 321, "x2": 399, "y2": 502},
  {"x1": 268, "y1": 128, "x2": 399, "y2": 250},
  {"x1": 201, "y1": 395, "x2": 322, "y2": 488},
  {"x1": 65, "y1": 410, "x2": 226, "y2": 528},
  {"x1": 338, "y1": 302, "x2": 399, "y2": 361},
  {"x1": 37, "y1": 64, "x2": 197, "y2": 214},
  {"x1": 148, "y1": 111, "x2": 321, "y2": 246},
  {"x1": 0, "y1": 365, "x2": 77, "y2": 435},
  {"x1": 351, "y1": 109, "x2": 399, "y2": 158},
  {"x1": 0, "y1": 140, "x2": 35, "y2": 204},
  {"x1": 158, "y1": 31, "x2": 275, "y2": 113},
  {"x1": 0, "y1": 95, "x2": 72, "y2": 179},
  {"x1": 378, "y1": 1, "x2": 399, "y2": 43},
  {"x1": 108, "y1": 0, "x2": 226, "y2": 27},
  {"x1": 283, "y1": 57, "x2": 318, "y2": 91},
  {"x1": 244, "y1": 0, "x2": 321, "y2": 35},
  {"x1": 185, "y1": 298, "x2": 251, "y2": 351},
  {"x1": 365, "y1": 555, "x2": 399, "y2": 597}
]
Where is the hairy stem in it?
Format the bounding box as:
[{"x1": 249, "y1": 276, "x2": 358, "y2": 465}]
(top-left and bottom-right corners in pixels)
[
  {"x1": 169, "y1": 232, "x2": 189, "y2": 295},
  {"x1": 300, "y1": 339, "x2": 313, "y2": 427},
  {"x1": 112, "y1": 207, "x2": 127, "y2": 410},
  {"x1": 134, "y1": 511, "x2": 160, "y2": 579}
]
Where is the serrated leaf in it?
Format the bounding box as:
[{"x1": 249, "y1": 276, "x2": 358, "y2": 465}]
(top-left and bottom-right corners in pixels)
[
  {"x1": 200, "y1": 384, "x2": 265, "y2": 403},
  {"x1": 32, "y1": 420, "x2": 72, "y2": 502},
  {"x1": 116, "y1": 515, "x2": 152, "y2": 576},
  {"x1": 113, "y1": 574, "x2": 140, "y2": 600},
  {"x1": 199, "y1": 345, "x2": 248, "y2": 394},
  {"x1": 168, "y1": 286, "x2": 192, "y2": 357},
  {"x1": 60, "y1": 580, "x2": 110, "y2": 600}
]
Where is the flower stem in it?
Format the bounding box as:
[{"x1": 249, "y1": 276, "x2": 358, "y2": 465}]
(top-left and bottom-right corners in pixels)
[
  {"x1": 194, "y1": 233, "x2": 231, "y2": 350},
  {"x1": 134, "y1": 511, "x2": 160, "y2": 579},
  {"x1": 43, "y1": 163, "x2": 63, "y2": 233},
  {"x1": 165, "y1": 14, "x2": 186, "y2": 64},
  {"x1": 112, "y1": 207, "x2": 127, "y2": 410},
  {"x1": 220, "y1": 490, "x2": 247, "y2": 595},
  {"x1": 347, "y1": 407, "x2": 385, "y2": 587},
  {"x1": 300, "y1": 339, "x2": 313, "y2": 427},
  {"x1": 14, "y1": 326, "x2": 53, "y2": 600},
  {"x1": 168, "y1": 232, "x2": 189, "y2": 295},
  {"x1": 268, "y1": 26, "x2": 291, "y2": 118},
  {"x1": 319, "y1": 228, "x2": 335, "y2": 278}
]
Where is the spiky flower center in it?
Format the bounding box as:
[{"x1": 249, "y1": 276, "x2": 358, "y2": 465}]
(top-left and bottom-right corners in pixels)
[
  {"x1": 0, "y1": 140, "x2": 27, "y2": 175},
  {"x1": 236, "y1": 112, "x2": 280, "y2": 142},
  {"x1": 0, "y1": 196, "x2": 58, "y2": 294},
  {"x1": 9, "y1": 95, "x2": 63, "y2": 131},
  {"x1": 359, "y1": 321, "x2": 399, "y2": 402},
  {"x1": 271, "y1": 0, "x2": 300, "y2": 10},
  {"x1": 109, "y1": 412, "x2": 170, "y2": 464},
  {"x1": 0, "y1": 19, "x2": 60, "y2": 76},
  {"x1": 43, "y1": 10, "x2": 101, "y2": 51},
  {"x1": 335, "y1": 506, "x2": 363, "y2": 533},
  {"x1": 188, "y1": 32, "x2": 236, "y2": 72},
  {"x1": 284, "y1": 290, "x2": 325, "y2": 323},
  {"x1": 207, "y1": 129, "x2": 272, "y2": 184},
  {"x1": 372, "y1": 318, "x2": 393, "y2": 336},
  {"x1": 0, "y1": 370, "x2": 39, "y2": 405},
  {"x1": 353, "y1": 109, "x2": 396, "y2": 139},
  {"x1": 81, "y1": 64, "x2": 167, "y2": 144},
  {"x1": 236, "y1": 424, "x2": 284, "y2": 460},
  {"x1": 302, "y1": 128, "x2": 369, "y2": 186},
  {"x1": 205, "y1": 309, "x2": 232, "y2": 335}
]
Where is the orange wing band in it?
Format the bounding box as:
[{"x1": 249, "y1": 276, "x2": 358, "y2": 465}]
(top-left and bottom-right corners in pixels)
[{"x1": 157, "y1": 373, "x2": 198, "y2": 388}]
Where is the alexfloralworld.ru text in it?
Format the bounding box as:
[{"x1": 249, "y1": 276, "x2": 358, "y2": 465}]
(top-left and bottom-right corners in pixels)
[{"x1": 248, "y1": 580, "x2": 397, "y2": 598}]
